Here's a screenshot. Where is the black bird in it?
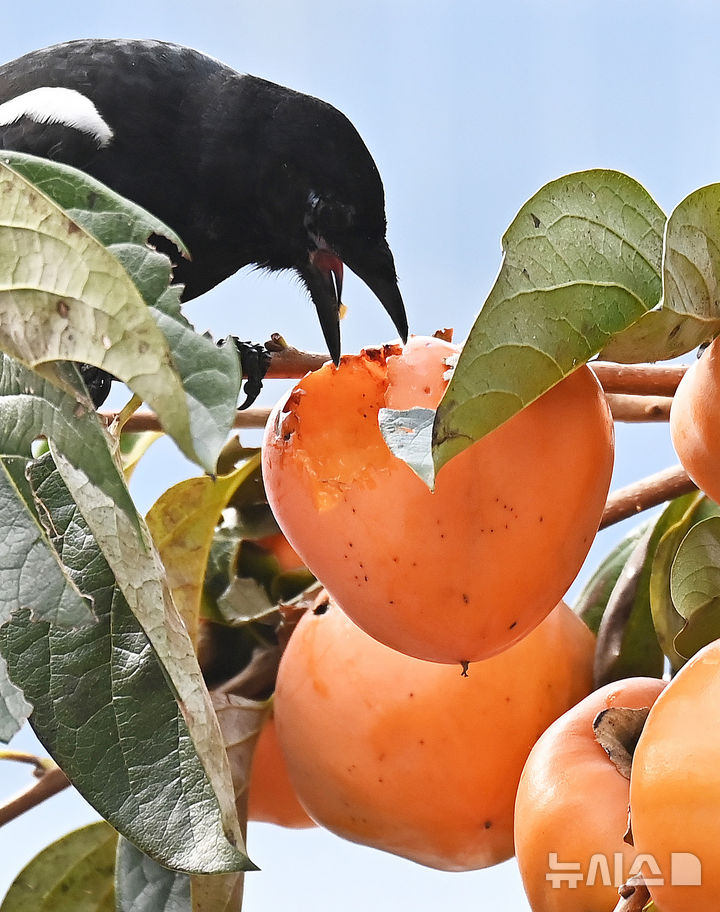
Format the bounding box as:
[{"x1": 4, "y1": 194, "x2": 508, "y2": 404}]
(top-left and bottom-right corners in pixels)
[{"x1": 0, "y1": 39, "x2": 407, "y2": 403}]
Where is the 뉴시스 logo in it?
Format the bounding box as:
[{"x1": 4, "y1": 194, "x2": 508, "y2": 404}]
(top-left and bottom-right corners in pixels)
[{"x1": 546, "y1": 851, "x2": 702, "y2": 889}]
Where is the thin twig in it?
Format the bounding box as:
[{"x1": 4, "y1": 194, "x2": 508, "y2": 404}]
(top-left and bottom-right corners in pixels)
[
  {"x1": 592, "y1": 362, "x2": 687, "y2": 396},
  {"x1": 600, "y1": 465, "x2": 697, "y2": 530},
  {"x1": 0, "y1": 765, "x2": 70, "y2": 827},
  {"x1": 113, "y1": 407, "x2": 272, "y2": 433}
]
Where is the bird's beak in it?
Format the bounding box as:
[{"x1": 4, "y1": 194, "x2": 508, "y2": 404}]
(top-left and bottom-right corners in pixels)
[
  {"x1": 302, "y1": 237, "x2": 408, "y2": 366},
  {"x1": 301, "y1": 248, "x2": 345, "y2": 365},
  {"x1": 340, "y1": 237, "x2": 408, "y2": 346}
]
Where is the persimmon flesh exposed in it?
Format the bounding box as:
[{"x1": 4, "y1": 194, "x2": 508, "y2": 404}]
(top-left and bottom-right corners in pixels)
[
  {"x1": 670, "y1": 336, "x2": 720, "y2": 504},
  {"x1": 514, "y1": 677, "x2": 665, "y2": 912},
  {"x1": 274, "y1": 596, "x2": 595, "y2": 870},
  {"x1": 262, "y1": 336, "x2": 614, "y2": 664}
]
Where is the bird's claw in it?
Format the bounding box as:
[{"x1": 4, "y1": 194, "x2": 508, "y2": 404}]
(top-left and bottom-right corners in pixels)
[{"x1": 225, "y1": 337, "x2": 272, "y2": 409}]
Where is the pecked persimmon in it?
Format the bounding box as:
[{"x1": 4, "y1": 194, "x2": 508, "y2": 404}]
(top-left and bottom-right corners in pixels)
[
  {"x1": 670, "y1": 336, "x2": 720, "y2": 504},
  {"x1": 514, "y1": 677, "x2": 665, "y2": 912},
  {"x1": 273, "y1": 595, "x2": 595, "y2": 871},
  {"x1": 262, "y1": 335, "x2": 614, "y2": 665},
  {"x1": 630, "y1": 638, "x2": 720, "y2": 912},
  {"x1": 248, "y1": 711, "x2": 315, "y2": 829}
]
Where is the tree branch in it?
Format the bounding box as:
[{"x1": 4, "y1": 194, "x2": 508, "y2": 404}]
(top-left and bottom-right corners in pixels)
[
  {"x1": 605, "y1": 394, "x2": 672, "y2": 422},
  {"x1": 592, "y1": 361, "x2": 687, "y2": 396},
  {"x1": 600, "y1": 465, "x2": 697, "y2": 530},
  {"x1": 0, "y1": 765, "x2": 70, "y2": 827}
]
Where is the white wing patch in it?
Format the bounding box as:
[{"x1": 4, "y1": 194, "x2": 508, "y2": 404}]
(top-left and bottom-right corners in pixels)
[{"x1": 0, "y1": 86, "x2": 113, "y2": 146}]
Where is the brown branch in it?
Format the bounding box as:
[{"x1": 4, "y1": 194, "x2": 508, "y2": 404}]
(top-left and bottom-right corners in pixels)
[
  {"x1": 0, "y1": 765, "x2": 70, "y2": 826},
  {"x1": 113, "y1": 407, "x2": 272, "y2": 433},
  {"x1": 592, "y1": 361, "x2": 688, "y2": 396},
  {"x1": 600, "y1": 465, "x2": 697, "y2": 530},
  {"x1": 263, "y1": 335, "x2": 329, "y2": 377},
  {"x1": 607, "y1": 394, "x2": 672, "y2": 422}
]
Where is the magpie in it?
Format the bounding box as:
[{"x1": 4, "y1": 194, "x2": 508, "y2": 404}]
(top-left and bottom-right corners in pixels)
[{"x1": 0, "y1": 39, "x2": 408, "y2": 405}]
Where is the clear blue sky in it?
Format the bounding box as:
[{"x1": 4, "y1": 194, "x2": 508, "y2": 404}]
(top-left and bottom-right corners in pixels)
[{"x1": 0, "y1": 1, "x2": 714, "y2": 908}]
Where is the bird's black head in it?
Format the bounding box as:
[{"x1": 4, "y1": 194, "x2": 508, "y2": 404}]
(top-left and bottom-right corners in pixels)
[{"x1": 251, "y1": 81, "x2": 408, "y2": 363}]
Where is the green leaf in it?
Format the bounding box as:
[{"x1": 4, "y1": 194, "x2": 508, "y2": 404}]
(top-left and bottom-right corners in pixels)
[
  {"x1": 0, "y1": 354, "x2": 138, "y2": 531},
  {"x1": 0, "y1": 153, "x2": 240, "y2": 473},
  {"x1": 574, "y1": 521, "x2": 651, "y2": 634},
  {"x1": 0, "y1": 455, "x2": 93, "y2": 628},
  {"x1": 664, "y1": 184, "x2": 720, "y2": 327},
  {"x1": 0, "y1": 455, "x2": 251, "y2": 874},
  {"x1": 432, "y1": 170, "x2": 665, "y2": 472},
  {"x1": 0, "y1": 821, "x2": 116, "y2": 912},
  {"x1": 115, "y1": 839, "x2": 190, "y2": 912},
  {"x1": 0, "y1": 651, "x2": 32, "y2": 742},
  {"x1": 378, "y1": 407, "x2": 435, "y2": 488},
  {"x1": 670, "y1": 515, "x2": 720, "y2": 660},
  {"x1": 593, "y1": 524, "x2": 664, "y2": 687},
  {"x1": 608, "y1": 182, "x2": 720, "y2": 362},
  {"x1": 649, "y1": 492, "x2": 720, "y2": 671}
]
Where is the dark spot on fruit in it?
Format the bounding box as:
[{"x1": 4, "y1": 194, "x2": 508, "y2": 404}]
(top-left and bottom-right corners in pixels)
[
  {"x1": 484, "y1": 820, "x2": 492, "y2": 829},
  {"x1": 509, "y1": 620, "x2": 517, "y2": 630},
  {"x1": 56, "y1": 300, "x2": 69, "y2": 318},
  {"x1": 462, "y1": 593, "x2": 470, "y2": 604}
]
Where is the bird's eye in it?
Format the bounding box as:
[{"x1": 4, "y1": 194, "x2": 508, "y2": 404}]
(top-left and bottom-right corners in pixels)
[{"x1": 305, "y1": 192, "x2": 355, "y2": 234}]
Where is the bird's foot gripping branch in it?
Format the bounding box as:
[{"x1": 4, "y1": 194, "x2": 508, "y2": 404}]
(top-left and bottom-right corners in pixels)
[{"x1": 3, "y1": 126, "x2": 720, "y2": 912}]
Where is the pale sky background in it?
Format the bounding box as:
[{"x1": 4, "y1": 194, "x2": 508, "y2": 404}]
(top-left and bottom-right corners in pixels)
[{"x1": 0, "y1": 1, "x2": 716, "y2": 908}]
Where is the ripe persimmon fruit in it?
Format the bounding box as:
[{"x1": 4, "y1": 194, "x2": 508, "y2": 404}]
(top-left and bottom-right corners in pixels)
[
  {"x1": 248, "y1": 711, "x2": 315, "y2": 829},
  {"x1": 514, "y1": 677, "x2": 665, "y2": 912},
  {"x1": 670, "y1": 336, "x2": 720, "y2": 504},
  {"x1": 262, "y1": 335, "x2": 614, "y2": 665},
  {"x1": 273, "y1": 595, "x2": 595, "y2": 871},
  {"x1": 630, "y1": 638, "x2": 720, "y2": 912}
]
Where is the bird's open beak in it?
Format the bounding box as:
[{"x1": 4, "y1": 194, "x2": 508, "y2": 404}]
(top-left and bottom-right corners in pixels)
[
  {"x1": 302, "y1": 247, "x2": 345, "y2": 365},
  {"x1": 302, "y1": 237, "x2": 408, "y2": 366}
]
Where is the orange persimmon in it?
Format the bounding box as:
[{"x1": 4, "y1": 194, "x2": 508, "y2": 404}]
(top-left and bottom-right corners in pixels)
[
  {"x1": 630, "y1": 639, "x2": 720, "y2": 911},
  {"x1": 262, "y1": 336, "x2": 614, "y2": 665},
  {"x1": 273, "y1": 595, "x2": 595, "y2": 871},
  {"x1": 670, "y1": 337, "x2": 720, "y2": 503},
  {"x1": 248, "y1": 712, "x2": 315, "y2": 829},
  {"x1": 514, "y1": 677, "x2": 665, "y2": 912}
]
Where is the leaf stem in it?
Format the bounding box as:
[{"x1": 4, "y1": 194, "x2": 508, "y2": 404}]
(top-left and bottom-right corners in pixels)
[
  {"x1": 600, "y1": 465, "x2": 697, "y2": 530},
  {"x1": 0, "y1": 764, "x2": 70, "y2": 827}
]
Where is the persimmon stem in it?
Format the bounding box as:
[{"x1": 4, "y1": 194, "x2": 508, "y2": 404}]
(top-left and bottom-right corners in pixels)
[
  {"x1": 0, "y1": 764, "x2": 70, "y2": 827},
  {"x1": 600, "y1": 465, "x2": 697, "y2": 530},
  {"x1": 612, "y1": 878, "x2": 651, "y2": 912}
]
